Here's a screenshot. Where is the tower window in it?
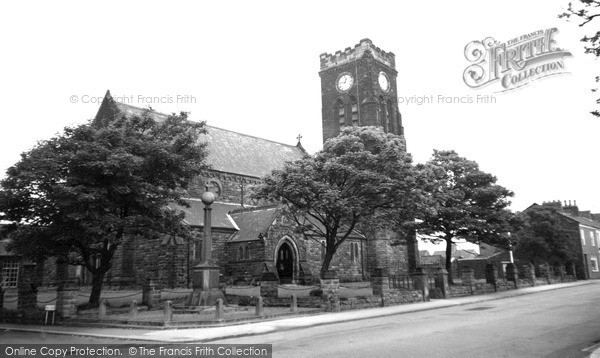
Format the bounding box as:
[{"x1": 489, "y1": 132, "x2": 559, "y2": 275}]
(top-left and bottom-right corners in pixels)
[
  {"x1": 351, "y1": 99, "x2": 358, "y2": 125},
  {"x1": 338, "y1": 101, "x2": 345, "y2": 126}
]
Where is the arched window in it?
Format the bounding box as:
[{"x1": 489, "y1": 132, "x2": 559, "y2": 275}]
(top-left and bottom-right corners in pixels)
[
  {"x1": 387, "y1": 100, "x2": 395, "y2": 133},
  {"x1": 350, "y1": 242, "x2": 360, "y2": 263},
  {"x1": 320, "y1": 240, "x2": 326, "y2": 262},
  {"x1": 336, "y1": 100, "x2": 346, "y2": 127},
  {"x1": 379, "y1": 96, "x2": 389, "y2": 132},
  {"x1": 244, "y1": 245, "x2": 250, "y2": 260},
  {"x1": 350, "y1": 96, "x2": 358, "y2": 126},
  {"x1": 238, "y1": 246, "x2": 244, "y2": 260}
]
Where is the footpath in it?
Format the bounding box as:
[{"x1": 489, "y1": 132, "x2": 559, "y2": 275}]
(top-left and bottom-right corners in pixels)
[{"x1": 0, "y1": 281, "x2": 595, "y2": 344}]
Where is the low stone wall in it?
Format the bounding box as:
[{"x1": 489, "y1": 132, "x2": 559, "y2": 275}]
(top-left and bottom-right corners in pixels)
[
  {"x1": 339, "y1": 290, "x2": 423, "y2": 310},
  {"x1": 447, "y1": 277, "x2": 575, "y2": 298}
]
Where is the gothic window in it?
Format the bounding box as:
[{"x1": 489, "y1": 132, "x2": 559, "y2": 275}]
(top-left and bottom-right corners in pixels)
[
  {"x1": 238, "y1": 246, "x2": 244, "y2": 260},
  {"x1": 350, "y1": 97, "x2": 358, "y2": 126},
  {"x1": 244, "y1": 245, "x2": 250, "y2": 260},
  {"x1": 379, "y1": 96, "x2": 389, "y2": 132},
  {"x1": 387, "y1": 101, "x2": 395, "y2": 133},
  {"x1": 320, "y1": 240, "x2": 326, "y2": 262},
  {"x1": 350, "y1": 242, "x2": 360, "y2": 263},
  {"x1": 336, "y1": 100, "x2": 346, "y2": 126}
]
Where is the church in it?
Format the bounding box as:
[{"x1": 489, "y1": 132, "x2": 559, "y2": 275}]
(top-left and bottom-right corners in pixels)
[{"x1": 34, "y1": 39, "x2": 415, "y2": 289}]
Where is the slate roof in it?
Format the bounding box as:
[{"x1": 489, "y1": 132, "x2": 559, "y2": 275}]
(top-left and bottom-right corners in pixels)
[
  {"x1": 561, "y1": 212, "x2": 600, "y2": 229},
  {"x1": 420, "y1": 255, "x2": 443, "y2": 266},
  {"x1": 168, "y1": 199, "x2": 241, "y2": 230},
  {"x1": 477, "y1": 243, "x2": 507, "y2": 259},
  {"x1": 228, "y1": 206, "x2": 279, "y2": 243},
  {"x1": 96, "y1": 91, "x2": 306, "y2": 179},
  {"x1": 432, "y1": 248, "x2": 478, "y2": 260},
  {"x1": 200, "y1": 126, "x2": 305, "y2": 178}
]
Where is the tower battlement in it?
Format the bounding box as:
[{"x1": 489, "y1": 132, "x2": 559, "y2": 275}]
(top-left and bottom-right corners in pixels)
[{"x1": 319, "y1": 38, "x2": 396, "y2": 71}]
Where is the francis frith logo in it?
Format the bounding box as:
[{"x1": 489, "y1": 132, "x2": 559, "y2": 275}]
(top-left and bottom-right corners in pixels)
[{"x1": 463, "y1": 28, "x2": 571, "y2": 92}]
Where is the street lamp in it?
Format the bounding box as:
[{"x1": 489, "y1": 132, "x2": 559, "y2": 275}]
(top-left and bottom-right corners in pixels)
[{"x1": 186, "y1": 187, "x2": 225, "y2": 306}]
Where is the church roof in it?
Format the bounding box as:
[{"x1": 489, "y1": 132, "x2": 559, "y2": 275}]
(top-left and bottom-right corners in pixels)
[
  {"x1": 228, "y1": 206, "x2": 279, "y2": 243},
  {"x1": 94, "y1": 91, "x2": 306, "y2": 179},
  {"x1": 201, "y1": 126, "x2": 305, "y2": 178},
  {"x1": 168, "y1": 199, "x2": 241, "y2": 230}
]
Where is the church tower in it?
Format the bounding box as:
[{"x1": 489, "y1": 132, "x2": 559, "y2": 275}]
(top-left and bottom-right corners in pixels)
[{"x1": 319, "y1": 38, "x2": 404, "y2": 144}]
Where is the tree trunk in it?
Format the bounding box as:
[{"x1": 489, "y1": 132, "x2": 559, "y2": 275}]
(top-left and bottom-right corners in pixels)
[
  {"x1": 445, "y1": 237, "x2": 453, "y2": 284},
  {"x1": 320, "y1": 249, "x2": 335, "y2": 279},
  {"x1": 88, "y1": 271, "x2": 105, "y2": 306}
]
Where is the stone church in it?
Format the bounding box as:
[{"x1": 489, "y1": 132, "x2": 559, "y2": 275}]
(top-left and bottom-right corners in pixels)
[{"x1": 29, "y1": 39, "x2": 414, "y2": 289}]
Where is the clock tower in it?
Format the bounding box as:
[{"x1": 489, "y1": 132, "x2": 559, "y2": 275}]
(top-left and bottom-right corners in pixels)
[{"x1": 319, "y1": 38, "x2": 405, "y2": 145}]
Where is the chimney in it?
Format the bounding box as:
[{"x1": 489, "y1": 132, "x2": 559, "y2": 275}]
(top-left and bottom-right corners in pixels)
[
  {"x1": 563, "y1": 200, "x2": 579, "y2": 216},
  {"x1": 542, "y1": 200, "x2": 563, "y2": 211}
]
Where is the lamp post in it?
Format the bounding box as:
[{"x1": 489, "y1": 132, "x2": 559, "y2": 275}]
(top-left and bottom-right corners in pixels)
[
  {"x1": 501, "y1": 231, "x2": 513, "y2": 263},
  {"x1": 186, "y1": 187, "x2": 225, "y2": 306}
]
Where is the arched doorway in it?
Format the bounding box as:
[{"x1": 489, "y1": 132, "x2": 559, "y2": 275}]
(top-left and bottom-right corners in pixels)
[{"x1": 276, "y1": 242, "x2": 294, "y2": 284}]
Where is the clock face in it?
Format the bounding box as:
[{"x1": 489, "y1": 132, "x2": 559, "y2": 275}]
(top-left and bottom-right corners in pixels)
[
  {"x1": 378, "y1": 72, "x2": 390, "y2": 92},
  {"x1": 336, "y1": 73, "x2": 354, "y2": 92}
]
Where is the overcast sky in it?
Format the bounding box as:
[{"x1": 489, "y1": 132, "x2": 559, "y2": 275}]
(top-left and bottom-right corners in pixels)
[{"x1": 0, "y1": 0, "x2": 598, "y2": 212}]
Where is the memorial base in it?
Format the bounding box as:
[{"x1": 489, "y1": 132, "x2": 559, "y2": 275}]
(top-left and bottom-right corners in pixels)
[{"x1": 186, "y1": 264, "x2": 225, "y2": 306}]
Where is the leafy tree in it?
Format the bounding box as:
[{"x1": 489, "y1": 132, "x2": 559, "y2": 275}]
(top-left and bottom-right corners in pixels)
[
  {"x1": 253, "y1": 126, "x2": 427, "y2": 278},
  {"x1": 417, "y1": 150, "x2": 518, "y2": 282},
  {"x1": 514, "y1": 205, "x2": 580, "y2": 265},
  {"x1": 560, "y1": 0, "x2": 600, "y2": 117},
  {"x1": 0, "y1": 110, "x2": 207, "y2": 305}
]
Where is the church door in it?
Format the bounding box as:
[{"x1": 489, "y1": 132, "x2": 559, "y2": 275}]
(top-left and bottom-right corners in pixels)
[{"x1": 276, "y1": 242, "x2": 294, "y2": 284}]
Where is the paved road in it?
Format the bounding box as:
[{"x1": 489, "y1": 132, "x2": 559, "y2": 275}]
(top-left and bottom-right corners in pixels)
[{"x1": 213, "y1": 282, "x2": 600, "y2": 358}]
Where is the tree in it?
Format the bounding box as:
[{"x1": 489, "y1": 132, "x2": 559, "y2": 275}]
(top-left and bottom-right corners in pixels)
[
  {"x1": 560, "y1": 0, "x2": 600, "y2": 117},
  {"x1": 253, "y1": 126, "x2": 427, "y2": 278},
  {"x1": 417, "y1": 150, "x2": 518, "y2": 282},
  {"x1": 0, "y1": 110, "x2": 207, "y2": 305},
  {"x1": 514, "y1": 205, "x2": 580, "y2": 266}
]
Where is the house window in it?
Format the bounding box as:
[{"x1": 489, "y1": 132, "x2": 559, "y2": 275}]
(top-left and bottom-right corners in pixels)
[
  {"x1": 354, "y1": 242, "x2": 359, "y2": 262},
  {"x1": 320, "y1": 240, "x2": 326, "y2": 262},
  {"x1": 581, "y1": 229, "x2": 586, "y2": 246},
  {"x1": 592, "y1": 231, "x2": 597, "y2": 247},
  {"x1": 238, "y1": 246, "x2": 244, "y2": 260},
  {"x1": 244, "y1": 245, "x2": 250, "y2": 260},
  {"x1": 1, "y1": 259, "x2": 19, "y2": 288},
  {"x1": 591, "y1": 257, "x2": 599, "y2": 272}
]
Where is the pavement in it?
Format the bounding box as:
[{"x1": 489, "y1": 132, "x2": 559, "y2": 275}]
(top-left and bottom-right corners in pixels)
[{"x1": 1, "y1": 280, "x2": 597, "y2": 346}]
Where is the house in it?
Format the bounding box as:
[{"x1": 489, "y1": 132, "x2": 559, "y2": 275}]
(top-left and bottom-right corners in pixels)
[{"x1": 523, "y1": 201, "x2": 600, "y2": 280}]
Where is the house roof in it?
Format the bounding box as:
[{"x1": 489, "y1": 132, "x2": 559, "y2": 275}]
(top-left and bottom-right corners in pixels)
[
  {"x1": 168, "y1": 199, "x2": 241, "y2": 230},
  {"x1": 561, "y1": 212, "x2": 600, "y2": 229},
  {"x1": 228, "y1": 206, "x2": 279, "y2": 243},
  {"x1": 420, "y1": 255, "x2": 443, "y2": 265},
  {"x1": 432, "y1": 248, "x2": 478, "y2": 260},
  {"x1": 477, "y1": 242, "x2": 507, "y2": 259},
  {"x1": 95, "y1": 91, "x2": 306, "y2": 179}
]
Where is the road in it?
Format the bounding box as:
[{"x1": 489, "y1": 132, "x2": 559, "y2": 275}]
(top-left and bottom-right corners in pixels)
[
  {"x1": 213, "y1": 282, "x2": 600, "y2": 358},
  {"x1": 1, "y1": 283, "x2": 599, "y2": 357}
]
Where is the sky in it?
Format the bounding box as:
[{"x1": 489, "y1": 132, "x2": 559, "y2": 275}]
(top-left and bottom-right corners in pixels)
[{"x1": 0, "y1": 0, "x2": 598, "y2": 213}]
